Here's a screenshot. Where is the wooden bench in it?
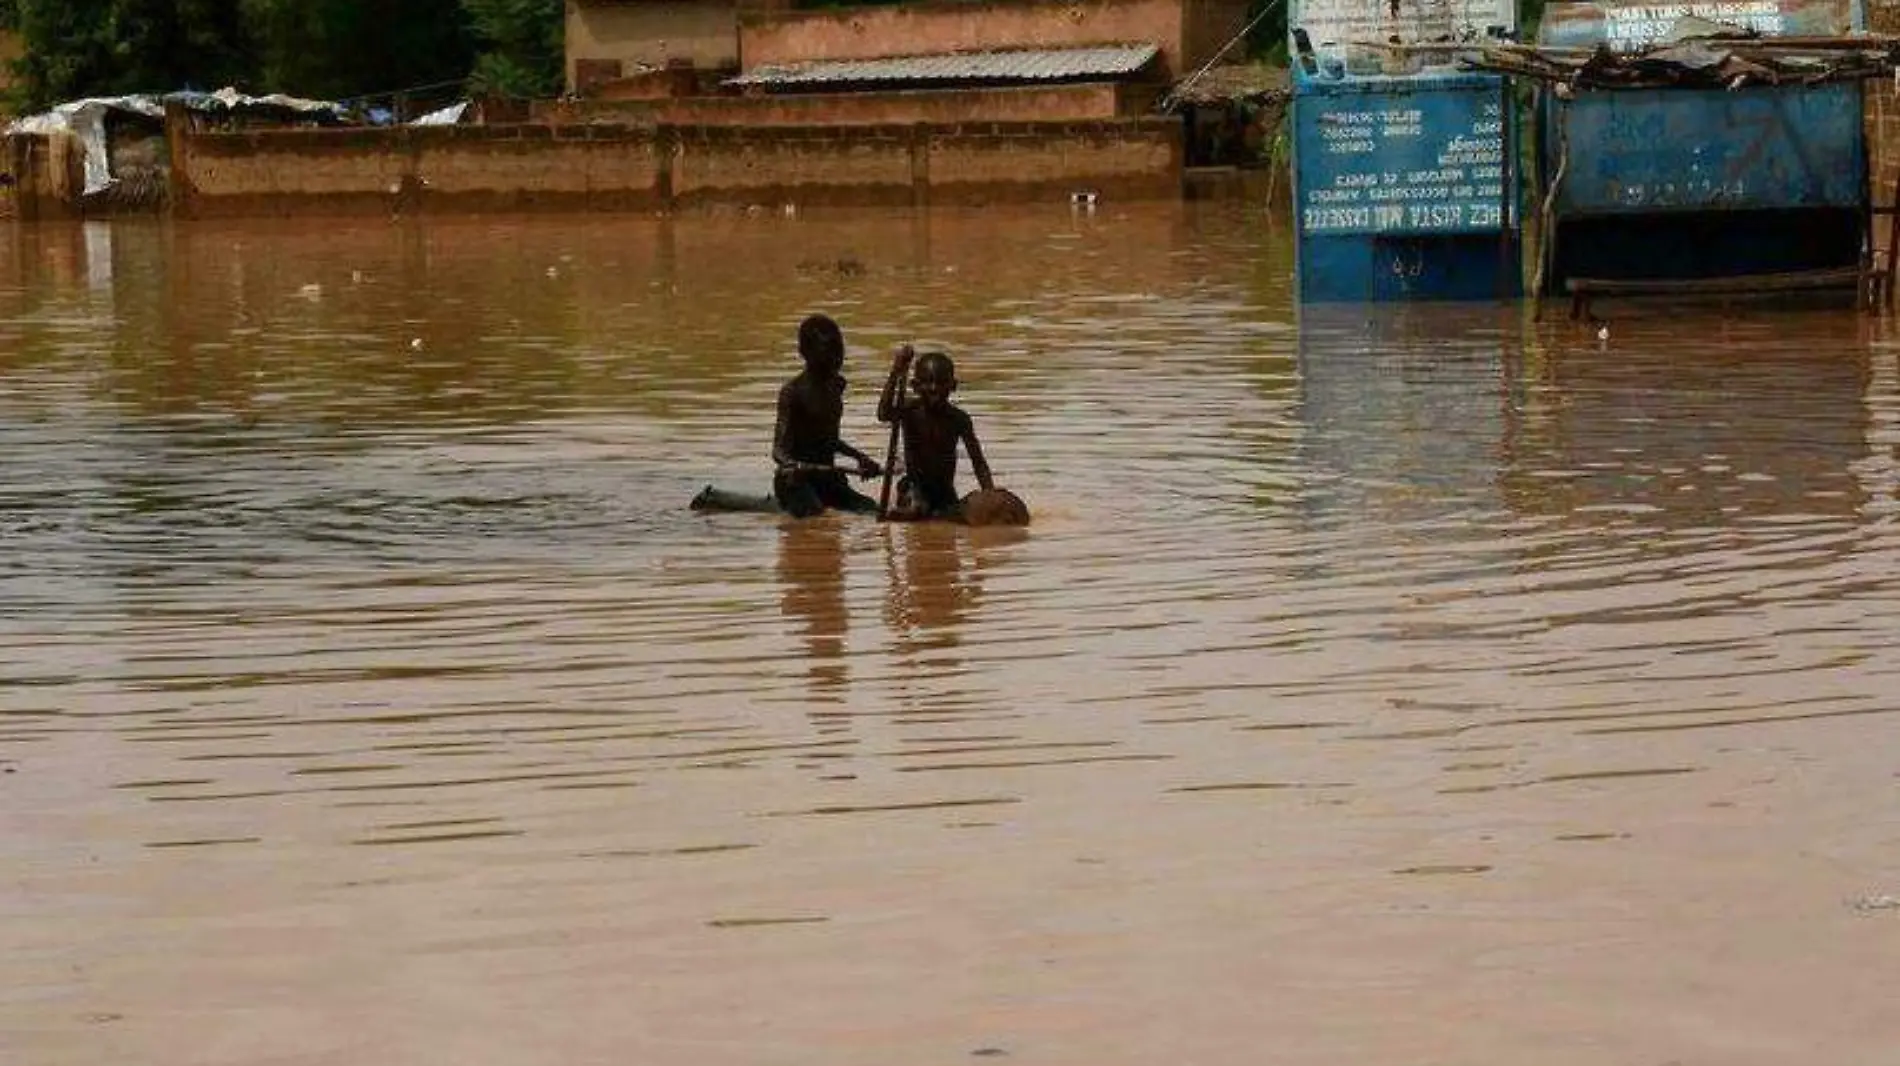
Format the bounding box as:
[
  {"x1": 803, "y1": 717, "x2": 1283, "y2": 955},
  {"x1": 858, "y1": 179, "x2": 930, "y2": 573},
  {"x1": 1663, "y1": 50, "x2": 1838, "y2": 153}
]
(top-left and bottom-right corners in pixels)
[{"x1": 1567, "y1": 267, "x2": 1878, "y2": 320}]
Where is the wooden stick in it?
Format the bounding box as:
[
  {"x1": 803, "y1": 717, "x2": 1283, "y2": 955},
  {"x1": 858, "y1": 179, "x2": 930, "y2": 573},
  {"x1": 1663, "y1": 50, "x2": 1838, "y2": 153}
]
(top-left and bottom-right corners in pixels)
[{"x1": 876, "y1": 348, "x2": 907, "y2": 521}]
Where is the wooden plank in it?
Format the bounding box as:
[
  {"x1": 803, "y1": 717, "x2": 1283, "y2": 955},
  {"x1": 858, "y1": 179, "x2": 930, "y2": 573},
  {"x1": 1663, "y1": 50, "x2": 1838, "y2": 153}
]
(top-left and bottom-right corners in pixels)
[{"x1": 1566, "y1": 268, "x2": 1866, "y2": 296}]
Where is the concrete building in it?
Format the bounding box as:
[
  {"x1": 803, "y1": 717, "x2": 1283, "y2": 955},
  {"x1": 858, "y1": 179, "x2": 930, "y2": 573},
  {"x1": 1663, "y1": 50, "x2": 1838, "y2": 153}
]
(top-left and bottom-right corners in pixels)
[
  {"x1": 566, "y1": 0, "x2": 767, "y2": 93},
  {"x1": 565, "y1": 0, "x2": 1253, "y2": 98}
]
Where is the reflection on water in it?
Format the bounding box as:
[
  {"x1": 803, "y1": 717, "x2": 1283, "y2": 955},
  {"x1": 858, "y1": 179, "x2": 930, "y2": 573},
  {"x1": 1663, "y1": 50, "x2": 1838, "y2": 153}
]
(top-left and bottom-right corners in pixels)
[
  {"x1": 779, "y1": 520, "x2": 850, "y2": 702},
  {"x1": 884, "y1": 523, "x2": 996, "y2": 647},
  {"x1": 5, "y1": 208, "x2": 1900, "y2": 1065}
]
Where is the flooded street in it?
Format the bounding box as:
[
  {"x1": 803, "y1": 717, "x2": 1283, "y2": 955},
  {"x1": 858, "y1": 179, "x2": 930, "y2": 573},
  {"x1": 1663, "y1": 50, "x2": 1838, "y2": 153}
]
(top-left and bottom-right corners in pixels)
[{"x1": 3, "y1": 205, "x2": 1899, "y2": 1065}]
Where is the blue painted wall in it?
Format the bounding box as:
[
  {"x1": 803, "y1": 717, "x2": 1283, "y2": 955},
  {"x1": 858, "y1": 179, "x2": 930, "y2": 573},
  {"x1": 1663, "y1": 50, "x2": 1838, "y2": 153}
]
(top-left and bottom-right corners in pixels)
[
  {"x1": 1292, "y1": 73, "x2": 1523, "y2": 303},
  {"x1": 1550, "y1": 83, "x2": 1865, "y2": 215},
  {"x1": 1538, "y1": 82, "x2": 1868, "y2": 289}
]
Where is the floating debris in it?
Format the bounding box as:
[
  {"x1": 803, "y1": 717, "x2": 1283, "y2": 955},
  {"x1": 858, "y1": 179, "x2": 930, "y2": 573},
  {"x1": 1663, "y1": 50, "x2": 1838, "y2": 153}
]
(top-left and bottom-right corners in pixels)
[
  {"x1": 1851, "y1": 894, "x2": 1900, "y2": 913},
  {"x1": 1459, "y1": 25, "x2": 1900, "y2": 91},
  {"x1": 706, "y1": 916, "x2": 829, "y2": 929},
  {"x1": 794, "y1": 257, "x2": 868, "y2": 278}
]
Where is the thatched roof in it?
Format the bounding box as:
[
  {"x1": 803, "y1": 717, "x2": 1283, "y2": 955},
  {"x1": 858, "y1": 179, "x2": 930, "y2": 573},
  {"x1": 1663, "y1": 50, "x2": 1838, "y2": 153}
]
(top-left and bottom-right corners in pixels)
[{"x1": 1167, "y1": 63, "x2": 1290, "y2": 106}]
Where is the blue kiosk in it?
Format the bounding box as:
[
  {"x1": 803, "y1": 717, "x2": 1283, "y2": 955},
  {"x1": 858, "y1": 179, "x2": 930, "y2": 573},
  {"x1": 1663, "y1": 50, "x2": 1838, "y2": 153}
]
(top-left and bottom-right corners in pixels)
[
  {"x1": 1289, "y1": 0, "x2": 1524, "y2": 301},
  {"x1": 1533, "y1": 0, "x2": 1871, "y2": 311}
]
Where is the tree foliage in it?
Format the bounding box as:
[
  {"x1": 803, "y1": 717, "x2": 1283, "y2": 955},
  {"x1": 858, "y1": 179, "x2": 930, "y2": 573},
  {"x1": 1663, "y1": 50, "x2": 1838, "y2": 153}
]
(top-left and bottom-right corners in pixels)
[
  {"x1": 240, "y1": 0, "x2": 474, "y2": 104},
  {"x1": 5, "y1": 0, "x2": 251, "y2": 105},
  {"x1": 3, "y1": 0, "x2": 542, "y2": 112},
  {"x1": 463, "y1": 0, "x2": 563, "y2": 99}
]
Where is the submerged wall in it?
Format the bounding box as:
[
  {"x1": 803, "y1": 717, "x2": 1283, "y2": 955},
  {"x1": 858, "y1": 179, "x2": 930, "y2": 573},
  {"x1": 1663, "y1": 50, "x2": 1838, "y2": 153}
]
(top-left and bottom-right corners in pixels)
[
  {"x1": 168, "y1": 119, "x2": 1183, "y2": 218},
  {"x1": 0, "y1": 134, "x2": 86, "y2": 221}
]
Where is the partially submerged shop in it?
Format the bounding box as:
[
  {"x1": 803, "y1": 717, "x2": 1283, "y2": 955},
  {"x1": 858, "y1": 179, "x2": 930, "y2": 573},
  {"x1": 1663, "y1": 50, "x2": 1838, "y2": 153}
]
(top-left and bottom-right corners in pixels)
[{"x1": 1287, "y1": 0, "x2": 1523, "y2": 301}]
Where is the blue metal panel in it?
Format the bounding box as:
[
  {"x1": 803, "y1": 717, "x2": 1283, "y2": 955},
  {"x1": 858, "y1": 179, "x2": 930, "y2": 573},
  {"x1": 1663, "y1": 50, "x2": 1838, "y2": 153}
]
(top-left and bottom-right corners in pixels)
[
  {"x1": 1292, "y1": 73, "x2": 1522, "y2": 302},
  {"x1": 1299, "y1": 233, "x2": 1523, "y2": 301},
  {"x1": 1550, "y1": 83, "x2": 1865, "y2": 215}
]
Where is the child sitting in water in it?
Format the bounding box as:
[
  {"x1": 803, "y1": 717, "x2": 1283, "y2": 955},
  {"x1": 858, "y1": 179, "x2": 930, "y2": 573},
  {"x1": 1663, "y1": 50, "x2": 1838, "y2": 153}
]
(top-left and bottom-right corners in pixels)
[
  {"x1": 876, "y1": 345, "x2": 995, "y2": 522},
  {"x1": 772, "y1": 314, "x2": 883, "y2": 518}
]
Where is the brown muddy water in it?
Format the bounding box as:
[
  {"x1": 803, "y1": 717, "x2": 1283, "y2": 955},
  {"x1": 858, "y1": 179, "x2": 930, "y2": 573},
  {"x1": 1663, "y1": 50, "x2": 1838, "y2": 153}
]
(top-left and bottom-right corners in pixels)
[{"x1": 3, "y1": 206, "x2": 1899, "y2": 1065}]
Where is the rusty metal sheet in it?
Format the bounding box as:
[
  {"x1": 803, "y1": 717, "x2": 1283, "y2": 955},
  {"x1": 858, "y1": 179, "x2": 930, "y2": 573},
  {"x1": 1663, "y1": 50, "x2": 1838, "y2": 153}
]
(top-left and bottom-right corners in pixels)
[
  {"x1": 728, "y1": 45, "x2": 1160, "y2": 88},
  {"x1": 1537, "y1": 0, "x2": 1857, "y2": 50}
]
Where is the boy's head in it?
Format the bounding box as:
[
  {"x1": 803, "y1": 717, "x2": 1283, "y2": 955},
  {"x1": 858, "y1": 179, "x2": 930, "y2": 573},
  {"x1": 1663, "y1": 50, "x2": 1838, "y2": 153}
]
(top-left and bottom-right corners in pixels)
[
  {"x1": 911, "y1": 351, "x2": 957, "y2": 408},
  {"x1": 798, "y1": 314, "x2": 845, "y2": 378}
]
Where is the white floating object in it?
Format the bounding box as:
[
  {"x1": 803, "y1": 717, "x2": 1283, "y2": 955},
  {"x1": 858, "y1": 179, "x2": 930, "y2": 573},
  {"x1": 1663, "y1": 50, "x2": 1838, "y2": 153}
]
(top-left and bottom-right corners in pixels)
[
  {"x1": 410, "y1": 338, "x2": 424, "y2": 351},
  {"x1": 1596, "y1": 324, "x2": 1609, "y2": 341},
  {"x1": 298, "y1": 283, "x2": 322, "y2": 299}
]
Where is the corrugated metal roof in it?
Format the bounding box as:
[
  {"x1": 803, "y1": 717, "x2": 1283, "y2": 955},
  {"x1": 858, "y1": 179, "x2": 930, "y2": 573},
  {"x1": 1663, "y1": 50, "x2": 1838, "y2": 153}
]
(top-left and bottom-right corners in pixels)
[{"x1": 728, "y1": 44, "x2": 1160, "y2": 88}]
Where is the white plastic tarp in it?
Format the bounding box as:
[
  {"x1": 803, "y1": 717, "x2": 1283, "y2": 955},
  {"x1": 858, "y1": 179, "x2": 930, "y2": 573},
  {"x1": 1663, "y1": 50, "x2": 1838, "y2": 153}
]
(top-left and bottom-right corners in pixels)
[
  {"x1": 5, "y1": 88, "x2": 344, "y2": 196},
  {"x1": 8, "y1": 97, "x2": 164, "y2": 195},
  {"x1": 411, "y1": 102, "x2": 469, "y2": 127}
]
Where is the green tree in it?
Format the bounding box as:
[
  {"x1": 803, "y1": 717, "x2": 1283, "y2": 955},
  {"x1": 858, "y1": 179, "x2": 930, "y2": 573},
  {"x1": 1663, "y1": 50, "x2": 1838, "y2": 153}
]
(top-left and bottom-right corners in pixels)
[
  {"x1": 7, "y1": 0, "x2": 249, "y2": 110},
  {"x1": 12, "y1": 2, "x2": 131, "y2": 109},
  {"x1": 241, "y1": 0, "x2": 474, "y2": 104},
  {"x1": 463, "y1": 0, "x2": 562, "y2": 98},
  {"x1": 1245, "y1": 0, "x2": 1289, "y2": 62}
]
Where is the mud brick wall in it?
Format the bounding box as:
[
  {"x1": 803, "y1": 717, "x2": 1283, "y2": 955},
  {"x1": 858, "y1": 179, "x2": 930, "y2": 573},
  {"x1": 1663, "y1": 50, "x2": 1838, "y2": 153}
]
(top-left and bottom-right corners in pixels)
[
  {"x1": 927, "y1": 119, "x2": 1183, "y2": 202},
  {"x1": 1, "y1": 133, "x2": 85, "y2": 221},
  {"x1": 669, "y1": 125, "x2": 918, "y2": 207},
  {"x1": 180, "y1": 125, "x2": 668, "y2": 217},
  {"x1": 170, "y1": 118, "x2": 1181, "y2": 217}
]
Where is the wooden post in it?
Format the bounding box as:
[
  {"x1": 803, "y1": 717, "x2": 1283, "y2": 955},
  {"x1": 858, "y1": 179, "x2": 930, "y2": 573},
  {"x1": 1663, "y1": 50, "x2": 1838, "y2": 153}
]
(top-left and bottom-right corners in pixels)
[
  {"x1": 1887, "y1": 166, "x2": 1900, "y2": 309},
  {"x1": 655, "y1": 124, "x2": 676, "y2": 211},
  {"x1": 909, "y1": 123, "x2": 929, "y2": 209},
  {"x1": 162, "y1": 100, "x2": 194, "y2": 219},
  {"x1": 4, "y1": 135, "x2": 36, "y2": 223},
  {"x1": 1498, "y1": 80, "x2": 1514, "y2": 303}
]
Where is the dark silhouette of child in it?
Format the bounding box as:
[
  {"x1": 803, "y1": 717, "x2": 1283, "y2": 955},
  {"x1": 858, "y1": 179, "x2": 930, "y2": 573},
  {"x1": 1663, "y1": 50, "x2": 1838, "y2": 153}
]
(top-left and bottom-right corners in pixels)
[
  {"x1": 876, "y1": 346, "x2": 994, "y2": 522},
  {"x1": 772, "y1": 314, "x2": 882, "y2": 518}
]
